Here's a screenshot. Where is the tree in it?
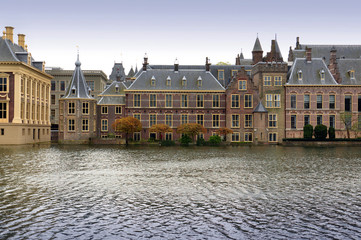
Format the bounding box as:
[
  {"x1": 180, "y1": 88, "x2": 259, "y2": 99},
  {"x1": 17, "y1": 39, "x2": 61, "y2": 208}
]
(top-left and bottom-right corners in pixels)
[
  {"x1": 208, "y1": 135, "x2": 222, "y2": 146},
  {"x1": 328, "y1": 126, "x2": 335, "y2": 139},
  {"x1": 303, "y1": 124, "x2": 313, "y2": 139},
  {"x1": 314, "y1": 124, "x2": 327, "y2": 140},
  {"x1": 149, "y1": 124, "x2": 172, "y2": 141},
  {"x1": 216, "y1": 61, "x2": 231, "y2": 65},
  {"x1": 351, "y1": 122, "x2": 361, "y2": 138},
  {"x1": 340, "y1": 112, "x2": 352, "y2": 139},
  {"x1": 177, "y1": 123, "x2": 206, "y2": 143},
  {"x1": 216, "y1": 127, "x2": 233, "y2": 141},
  {"x1": 112, "y1": 116, "x2": 142, "y2": 145}
]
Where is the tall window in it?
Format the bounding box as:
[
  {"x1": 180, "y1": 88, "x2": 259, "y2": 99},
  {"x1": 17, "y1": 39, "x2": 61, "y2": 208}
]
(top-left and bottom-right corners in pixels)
[
  {"x1": 291, "y1": 95, "x2": 296, "y2": 109},
  {"x1": 317, "y1": 95, "x2": 323, "y2": 109},
  {"x1": 291, "y1": 115, "x2": 296, "y2": 129},
  {"x1": 238, "y1": 80, "x2": 247, "y2": 90},
  {"x1": 51, "y1": 95, "x2": 56, "y2": 105},
  {"x1": 181, "y1": 114, "x2": 188, "y2": 124},
  {"x1": 60, "y1": 81, "x2": 66, "y2": 91},
  {"x1": 244, "y1": 114, "x2": 252, "y2": 128},
  {"x1": 264, "y1": 76, "x2": 271, "y2": 86},
  {"x1": 350, "y1": 70, "x2": 355, "y2": 79},
  {"x1": 358, "y1": 96, "x2": 361, "y2": 112},
  {"x1": 0, "y1": 77, "x2": 7, "y2": 92},
  {"x1": 134, "y1": 94, "x2": 141, "y2": 107},
  {"x1": 115, "y1": 106, "x2": 122, "y2": 114},
  {"x1": 149, "y1": 94, "x2": 157, "y2": 107},
  {"x1": 268, "y1": 114, "x2": 277, "y2": 128},
  {"x1": 181, "y1": 94, "x2": 188, "y2": 108},
  {"x1": 68, "y1": 119, "x2": 75, "y2": 131},
  {"x1": 101, "y1": 106, "x2": 108, "y2": 114},
  {"x1": 166, "y1": 76, "x2": 171, "y2": 86},
  {"x1": 266, "y1": 94, "x2": 273, "y2": 108},
  {"x1": 329, "y1": 95, "x2": 335, "y2": 109},
  {"x1": 82, "y1": 119, "x2": 89, "y2": 131},
  {"x1": 244, "y1": 95, "x2": 253, "y2": 108},
  {"x1": 232, "y1": 132, "x2": 240, "y2": 142},
  {"x1": 133, "y1": 114, "x2": 140, "y2": 120},
  {"x1": 165, "y1": 114, "x2": 172, "y2": 127},
  {"x1": 165, "y1": 94, "x2": 172, "y2": 108},
  {"x1": 329, "y1": 115, "x2": 335, "y2": 128},
  {"x1": 269, "y1": 133, "x2": 277, "y2": 142},
  {"x1": 51, "y1": 81, "x2": 55, "y2": 91},
  {"x1": 149, "y1": 114, "x2": 156, "y2": 127},
  {"x1": 317, "y1": 115, "x2": 323, "y2": 125},
  {"x1": 304, "y1": 115, "x2": 310, "y2": 126},
  {"x1": 197, "y1": 114, "x2": 204, "y2": 126},
  {"x1": 345, "y1": 95, "x2": 352, "y2": 112},
  {"x1": 0, "y1": 102, "x2": 7, "y2": 119},
  {"x1": 101, "y1": 119, "x2": 108, "y2": 131},
  {"x1": 232, "y1": 115, "x2": 239, "y2": 128},
  {"x1": 82, "y1": 102, "x2": 89, "y2": 114},
  {"x1": 218, "y1": 70, "x2": 224, "y2": 80},
  {"x1": 197, "y1": 95, "x2": 204, "y2": 108},
  {"x1": 304, "y1": 95, "x2": 310, "y2": 109},
  {"x1": 212, "y1": 115, "x2": 220, "y2": 128},
  {"x1": 274, "y1": 94, "x2": 281, "y2": 108},
  {"x1": 213, "y1": 95, "x2": 220, "y2": 108},
  {"x1": 68, "y1": 102, "x2": 75, "y2": 114},
  {"x1": 274, "y1": 76, "x2": 282, "y2": 86},
  {"x1": 244, "y1": 133, "x2": 253, "y2": 142},
  {"x1": 231, "y1": 95, "x2": 240, "y2": 108}
]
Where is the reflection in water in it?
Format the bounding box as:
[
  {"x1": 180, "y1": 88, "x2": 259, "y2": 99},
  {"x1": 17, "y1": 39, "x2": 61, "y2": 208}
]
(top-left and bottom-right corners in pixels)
[{"x1": 0, "y1": 145, "x2": 361, "y2": 239}]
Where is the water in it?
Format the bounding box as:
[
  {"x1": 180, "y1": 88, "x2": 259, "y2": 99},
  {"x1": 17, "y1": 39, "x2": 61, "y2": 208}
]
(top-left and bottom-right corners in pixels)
[{"x1": 0, "y1": 145, "x2": 360, "y2": 240}]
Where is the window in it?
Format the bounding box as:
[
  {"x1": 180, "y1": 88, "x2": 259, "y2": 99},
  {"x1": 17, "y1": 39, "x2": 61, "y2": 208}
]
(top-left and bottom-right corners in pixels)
[
  {"x1": 320, "y1": 70, "x2": 325, "y2": 81},
  {"x1": 151, "y1": 76, "x2": 156, "y2": 86},
  {"x1": 269, "y1": 133, "x2": 277, "y2": 142},
  {"x1": 51, "y1": 95, "x2": 56, "y2": 105},
  {"x1": 244, "y1": 133, "x2": 253, "y2": 142},
  {"x1": 244, "y1": 114, "x2": 253, "y2": 128},
  {"x1": 232, "y1": 132, "x2": 240, "y2": 142},
  {"x1": 197, "y1": 114, "x2": 204, "y2": 126},
  {"x1": 0, "y1": 77, "x2": 8, "y2": 92},
  {"x1": 329, "y1": 115, "x2": 335, "y2": 128},
  {"x1": 345, "y1": 95, "x2": 352, "y2": 112},
  {"x1": 0, "y1": 102, "x2": 7, "y2": 119},
  {"x1": 359, "y1": 96, "x2": 361, "y2": 112},
  {"x1": 165, "y1": 132, "x2": 172, "y2": 140},
  {"x1": 266, "y1": 94, "x2": 273, "y2": 108},
  {"x1": 60, "y1": 81, "x2": 66, "y2": 91},
  {"x1": 181, "y1": 114, "x2": 188, "y2": 124},
  {"x1": 317, "y1": 115, "x2": 323, "y2": 125},
  {"x1": 149, "y1": 114, "x2": 156, "y2": 127},
  {"x1": 86, "y1": 81, "x2": 94, "y2": 91},
  {"x1": 232, "y1": 115, "x2": 239, "y2": 128},
  {"x1": 115, "y1": 106, "x2": 122, "y2": 114},
  {"x1": 304, "y1": 95, "x2": 310, "y2": 109},
  {"x1": 82, "y1": 102, "x2": 89, "y2": 114},
  {"x1": 291, "y1": 115, "x2": 296, "y2": 129},
  {"x1": 101, "y1": 106, "x2": 108, "y2": 114},
  {"x1": 149, "y1": 94, "x2": 157, "y2": 107},
  {"x1": 68, "y1": 102, "x2": 75, "y2": 114},
  {"x1": 51, "y1": 109, "x2": 55, "y2": 119},
  {"x1": 133, "y1": 132, "x2": 141, "y2": 141},
  {"x1": 68, "y1": 119, "x2": 75, "y2": 131},
  {"x1": 268, "y1": 114, "x2": 277, "y2": 128},
  {"x1": 1, "y1": 128, "x2": 4, "y2": 135},
  {"x1": 165, "y1": 94, "x2": 172, "y2": 108},
  {"x1": 291, "y1": 95, "x2": 296, "y2": 109},
  {"x1": 134, "y1": 94, "x2": 141, "y2": 107},
  {"x1": 317, "y1": 95, "x2": 322, "y2": 109},
  {"x1": 182, "y1": 76, "x2": 187, "y2": 86},
  {"x1": 274, "y1": 76, "x2": 282, "y2": 86},
  {"x1": 231, "y1": 95, "x2": 240, "y2": 108},
  {"x1": 166, "y1": 76, "x2": 171, "y2": 86},
  {"x1": 197, "y1": 133, "x2": 204, "y2": 140},
  {"x1": 274, "y1": 94, "x2": 281, "y2": 108},
  {"x1": 133, "y1": 114, "x2": 140, "y2": 120},
  {"x1": 238, "y1": 80, "x2": 247, "y2": 90},
  {"x1": 181, "y1": 94, "x2": 188, "y2": 108},
  {"x1": 350, "y1": 70, "x2": 355, "y2": 79},
  {"x1": 218, "y1": 70, "x2": 224, "y2": 80},
  {"x1": 82, "y1": 119, "x2": 89, "y2": 131},
  {"x1": 197, "y1": 76, "x2": 202, "y2": 87},
  {"x1": 304, "y1": 115, "x2": 310, "y2": 126},
  {"x1": 101, "y1": 119, "x2": 108, "y2": 131},
  {"x1": 213, "y1": 95, "x2": 220, "y2": 108},
  {"x1": 298, "y1": 70, "x2": 302, "y2": 80},
  {"x1": 51, "y1": 81, "x2": 55, "y2": 91},
  {"x1": 165, "y1": 114, "x2": 172, "y2": 127},
  {"x1": 212, "y1": 115, "x2": 220, "y2": 128},
  {"x1": 244, "y1": 95, "x2": 253, "y2": 108},
  {"x1": 329, "y1": 95, "x2": 335, "y2": 109},
  {"x1": 196, "y1": 95, "x2": 204, "y2": 108},
  {"x1": 264, "y1": 76, "x2": 271, "y2": 86}
]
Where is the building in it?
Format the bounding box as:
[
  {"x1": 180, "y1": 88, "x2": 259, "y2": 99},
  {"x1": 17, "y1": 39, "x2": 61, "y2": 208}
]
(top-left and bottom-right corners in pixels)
[{"x1": 0, "y1": 26, "x2": 52, "y2": 144}]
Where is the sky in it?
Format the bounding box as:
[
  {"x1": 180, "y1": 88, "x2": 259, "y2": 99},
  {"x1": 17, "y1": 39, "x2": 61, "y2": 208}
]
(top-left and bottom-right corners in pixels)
[{"x1": 1, "y1": 0, "x2": 361, "y2": 76}]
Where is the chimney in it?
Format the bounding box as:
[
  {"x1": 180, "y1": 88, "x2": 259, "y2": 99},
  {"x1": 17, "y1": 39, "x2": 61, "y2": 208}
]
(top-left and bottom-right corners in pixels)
[
  {"x1": 5, "y1": 26, "x2": 14, "y2": 43},
  {"x1": 2, "y1": 31, "x2": 5, "y2": 39},
  {"x1": 142, "y1": 53, "x2": 148, "y2": 71},
  {"x1": 174, "y1": 58, "x2": 179, "y2": 72},
  {"x1": 206, "y1": 57, "x2": 211, "y2": 72},
  {"x1": 296, "y1": 37, "x2": 300, "y2": 49},
  {"x1": 18, "y1": 34, "x2": 25, "y2": 49},
  {"x1": 306, "y1": 47, "x2": 312, "y2": 62},
  {"x1": 235, "y1": 54, "x2": 240, "y2": 65},
  {"x1": 329, "y1": 47, "x2": 341, "y2": 83}
]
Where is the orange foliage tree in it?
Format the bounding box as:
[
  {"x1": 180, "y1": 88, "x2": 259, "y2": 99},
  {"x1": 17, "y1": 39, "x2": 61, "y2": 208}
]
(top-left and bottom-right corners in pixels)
[
  {"x1": 216, "y1": 127, "x2": 233, "y2": 141},
  {"x1": 112, "y1": 116, "x2": 142, "y2": 145},
  {"x1": 177, "y1": 123, "x2": 206, "y2": 143},
  {"x1": 149, "y1": 124, "x2": 172, "y2": 140}
]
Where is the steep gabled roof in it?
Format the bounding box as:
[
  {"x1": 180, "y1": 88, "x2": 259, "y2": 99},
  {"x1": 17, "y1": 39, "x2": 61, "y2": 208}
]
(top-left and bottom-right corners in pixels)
[
  {"x1": 252, "y1": 37, "x2": 263, "y2": 52},
  {"x1": 109, "y1": 63, "x2": 126, "y2": 81},
  {"x1": 275, "y1": 39, "x2": 283, "y2": 58}
]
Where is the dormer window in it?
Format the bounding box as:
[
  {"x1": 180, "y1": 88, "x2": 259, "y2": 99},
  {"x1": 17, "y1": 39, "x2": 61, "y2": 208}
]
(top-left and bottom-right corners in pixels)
[
  {"x1": 350, "y1": 70, "x2": 355, "y2": 80},
  {"x1": 115, "y1": 83, "x2": 120, "y2": 93},
  {"x1": 320, "y1": 69, "x2": 325, "y2": 81},
  {"x1": 71, "y1": 86, "x2": 76, "y2": 95},
  {"x1": 197, "y1": 76, "x2": 202, "y2": 87},
  {"x1": 182, "y1": 76, "x2": 187, "y2": 86},
  {"x1": 166, "y1": 76, "x2": 171, "y2": 86},
  {"x1": 297, "y1": 70, "x2": 303, "y2": 81},
  {"x1": 151, "y1": 76, "x2": 156, "y2": 86}
]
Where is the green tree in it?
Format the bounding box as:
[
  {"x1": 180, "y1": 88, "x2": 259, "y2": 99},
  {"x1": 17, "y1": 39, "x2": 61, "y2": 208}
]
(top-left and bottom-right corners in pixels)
[
  {"x1": 328, "y1": 126, "x2": 335, "y2": 139},
  {"x1": 216, "y1": 61, "x2": 231, "y2": 65},
  {"x1": 314, "y1": 124, "x2": 327, "y2": 140},
  {"x1": 208, "y1": 135, "x2": 222, "y2": 146},
  {"x1": 303, "y1": 124, "x2": 313, "y2": 139},
  {"x1": 112, "y1": 117, "x2": 142, "y2": 145}
]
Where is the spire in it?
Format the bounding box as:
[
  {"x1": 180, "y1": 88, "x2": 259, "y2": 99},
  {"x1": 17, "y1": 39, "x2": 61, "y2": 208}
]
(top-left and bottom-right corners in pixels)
[
  {"x1": 252, "y1": 37, "x2": 263, "y2": 52},
  {"x1": 240, "y1": 49, "x2": 244, "y2": 59}
]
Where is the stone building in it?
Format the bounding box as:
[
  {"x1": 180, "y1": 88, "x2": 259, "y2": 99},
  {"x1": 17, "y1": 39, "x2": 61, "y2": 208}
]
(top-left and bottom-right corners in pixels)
[
  {"x1": 0, "y1": 26, "x2": 52, "y2": 144},
  {"x1": 58, "y1": 55, "x2": 97, "y2": 143}
]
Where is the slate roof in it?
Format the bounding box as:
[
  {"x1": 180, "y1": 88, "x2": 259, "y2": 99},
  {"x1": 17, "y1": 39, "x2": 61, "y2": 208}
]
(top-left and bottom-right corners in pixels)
[
  {"x1": 253, "y1": 37, "x2": 263, "y2": 52},
  {"x1": 337, "y1": 59, "x2": 361, "y2": 85},
  {"x1": 127, "y1": 67, "x2": 135, "y2": 78},
  {"x1": 109, "y1": 63, "x2": 126, "y2": 81},
  {"x1": 287, "y1": 58, "x2": 338, "y2": 85},
  {"x1": 128, "y1": 68, "x2": 225, "y2": 91},
  {"x1": 63, "y1": 55, "x2": 94, "y2": 99},
  {"x1": 0, "y1": 37, "x2": 35, "y2": 63},
  {"x1": 98, "y1": 80, "x2": 126, "y2": 105},
  {"x1": 275, "y1": 40, "x2": 283, "y2": 59},
  {"x1": 253, "y1": 102, "x2": 268, "y2": 113}
]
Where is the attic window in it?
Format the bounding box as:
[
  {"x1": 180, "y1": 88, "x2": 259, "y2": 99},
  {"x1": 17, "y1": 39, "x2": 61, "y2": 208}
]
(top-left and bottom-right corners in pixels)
[
  {"x1": 350, "y1": 70, "x2": 355, "y2": 80},
  {"x1": 151, "y1": 76, "x2": 156, "y2": 86},
  {"x1": 166, "y1": 76, "x2": 171, "y2": 86},
  {"x1": 297, "y1": 70, "x2": 303, "y2": 81},
  {"x1": 182, "y1": 76, "x2": 187, "y2": 86},
  {"x1": 197, "y1": 76, "x2": 202, "y2": 87},
  {"x1": 115, "y1": 83, "x2": 120, "y2": 93},
  {"x1": 71, "y1": 86, "x2": 76, "y2": 94},
  {"x1": 320, "y1": 70, "x2": 325, "y2": 81}
]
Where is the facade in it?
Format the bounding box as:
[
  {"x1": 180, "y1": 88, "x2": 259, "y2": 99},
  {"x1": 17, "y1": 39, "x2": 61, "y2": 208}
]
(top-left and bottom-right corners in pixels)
[{"x1": 0, "y1": 26, "x2": 52, "y2": 144}]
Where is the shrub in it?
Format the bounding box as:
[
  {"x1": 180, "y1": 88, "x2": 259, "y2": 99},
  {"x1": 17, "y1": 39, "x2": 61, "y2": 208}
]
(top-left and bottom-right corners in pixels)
[
  {"x1": 314, "y1": 124, "x2": 327, "y2": 140},
  {"x1": 208, "y1": 135, "x2": 222, "y2": 146},
  {"x1": 179, "y1": 135, "x2": 192, "y2": 146},
  {"x1": 303, "y1": 124, "x2": 313, "y2": 139},
  {"x1": 147, "y1": 137, "x2": 155, "y2": 142},
  {"x1": 196, "y1": 138, "x2": 206, "y2": 146},
  {"x1": 328, "y1": 126, "x2": 335, "y2": 139},
  {"x1": 160, "y1": 140, "x2": 175, "y2": 146}
]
